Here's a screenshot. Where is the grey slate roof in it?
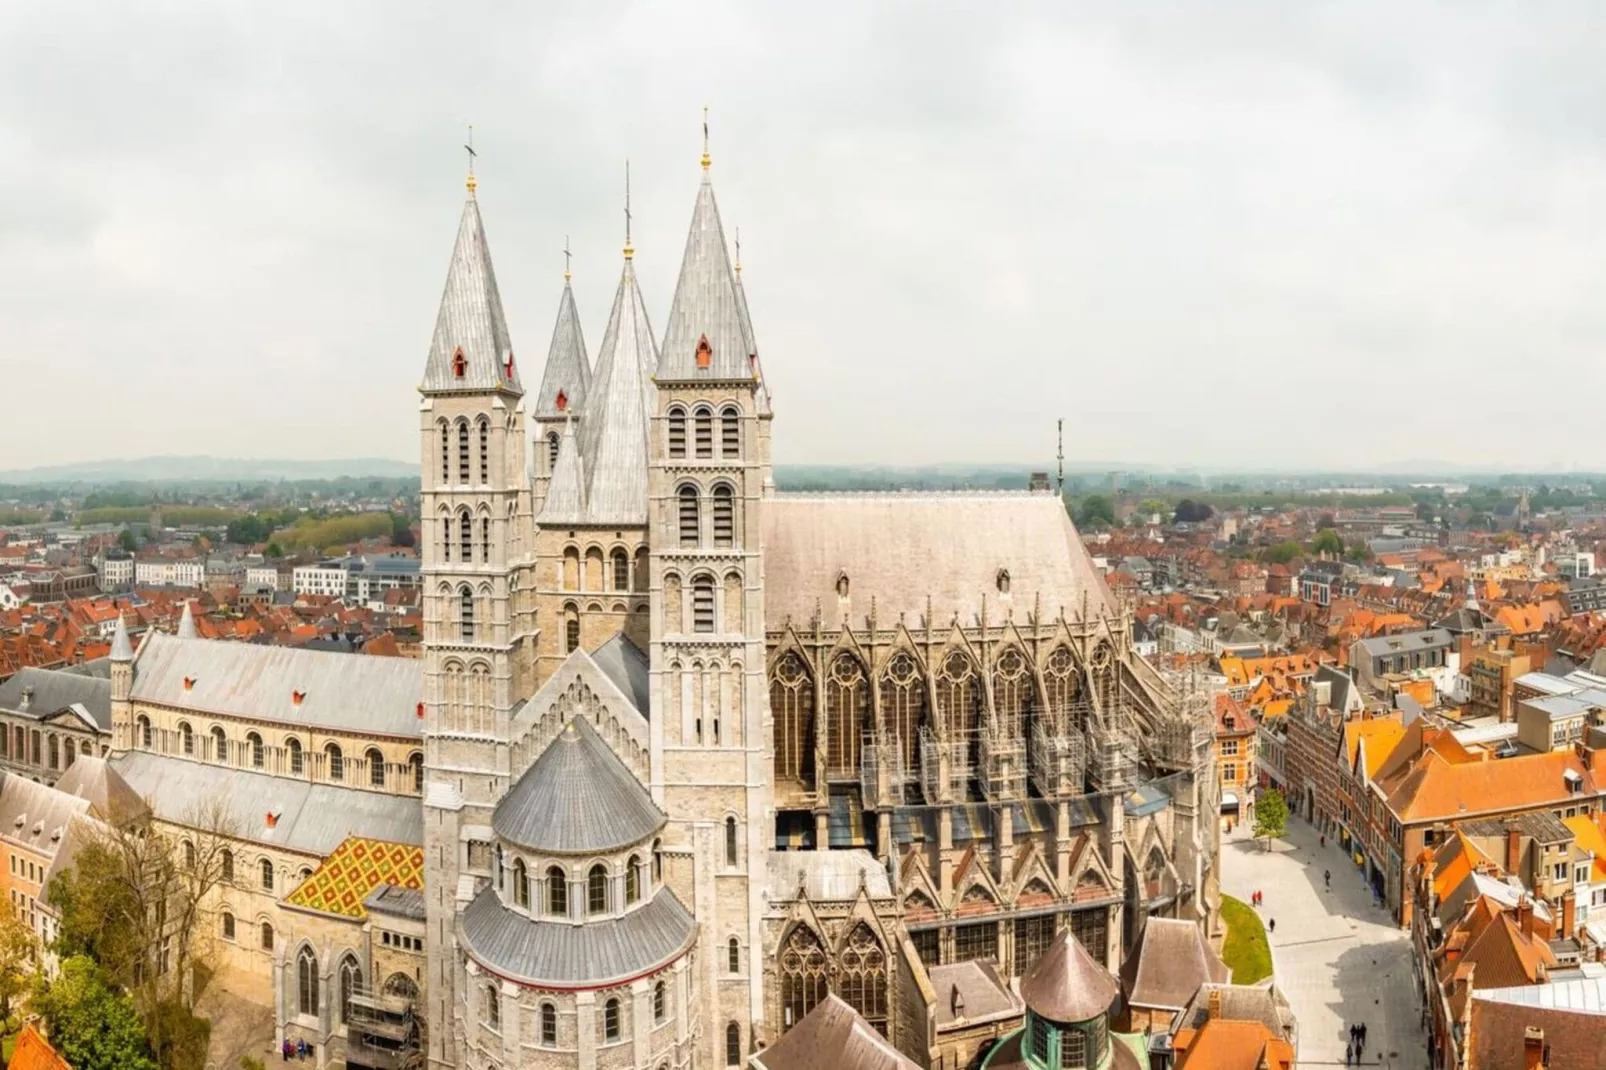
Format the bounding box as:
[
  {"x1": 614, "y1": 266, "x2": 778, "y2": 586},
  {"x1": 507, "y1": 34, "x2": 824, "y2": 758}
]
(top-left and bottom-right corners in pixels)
[
  {"x1": 533, "y1": 279, "x2": 590, "y2": 418},
  {"x1": 176, "y1": 601, "x2": 197, "y2": 639},
  {"x1": 0, "y1": 667, "x2": 112, "y2": 730},
  {"x1": 365, "y1": 883, "x2": 428, "y2": 921},
  {"x1": 419, "y1": 188, "x2": 523, "y2": 396},
  {"x1": 732, "y1": 267, "x2": 771, "y2": 415},
  {"x1": 590, "y1": 632, "x2": 648, "y2": 716},
  {"x1": 576, "y1": 256, "x2": 658, "y2": 525},
  {"x1": 130, "y1": 632, "x2": 421, "y2": 737},
  {"x1": 537, "y1": 415, "x2": 588, "y2": 523},
  {"x1": 112, "y1": 749, "x2": 422, "y2": 854},
  {"x1": 1119, "y1": 916, "x2": 1229, "y2": 1010},
  {"x1": 110, "y1": 616, "x2": 133, "y2": 661},
  {"x1": 1353, "y1": 628, "x2": 1453, "y2": 659},
  {"x1": 656, "y1": 166, "x2": 753, "y2": 382},
  {"x1": 52, "y1": 756, "x2": 147, "y2": 822},
  {"x1": 761, "y1": 492, "x2": 1114, "y2": 628},
  {"x1": 492, "y1": 716, "x2": 663, "y2": 854},
  {"x1": 0, "y1": 772, "x2": 92, "y2": 863},
  {"x1": 458, "y1": 882, "x2": 695, "y2": 987}
]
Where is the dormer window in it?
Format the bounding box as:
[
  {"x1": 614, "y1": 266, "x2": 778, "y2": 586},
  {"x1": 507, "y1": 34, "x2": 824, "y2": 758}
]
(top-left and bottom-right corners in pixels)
[
  {"x1": 555, "y1": 389, "x2": 568, "y2": 412},
  {"x1": 452, "y1": 347, "x2": 467, "y2": 378},
  {"x1": 695, "y1": 335, "x2": 713, "y2": 369}
]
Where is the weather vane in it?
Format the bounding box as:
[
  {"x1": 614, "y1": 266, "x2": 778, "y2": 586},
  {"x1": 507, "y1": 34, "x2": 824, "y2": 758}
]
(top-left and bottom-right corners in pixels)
[
  {"x1": 464, "y1": 123, "x2": 477, "y2": 191},
  {"x1": 563, "y1": 236, "x2": 572, "y2": 281},
  {"x1": 702, "y1": 106, "x2": 711, "y2": 168}
]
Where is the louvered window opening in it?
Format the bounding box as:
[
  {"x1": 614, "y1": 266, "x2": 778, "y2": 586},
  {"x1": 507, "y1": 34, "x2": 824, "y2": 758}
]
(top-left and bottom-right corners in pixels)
[
  {"x1": 668, "y1": 411, "x2": 687, "y2": 458},
  {"x1": 440, "y1": 426, "x2": 450, "y2": 484},
  {"x1": 457, "y1": 424, "x2": 470, "y2": 484},
  {"x1": 713, "y1": 486, "x2": 734, "y2": 547},
  {"x1": 479, "y1": 422, "x2": 489, "y2": 484},
  {"x1": 721, "y1": 406, "x2": 740, "y2": 458},
  {"x1": 481, "y1": 518, "x2": 491, "y2": 565},
  {"x1": 459, "y1": 514, "x2": 472, "y2": 563},
  {"x1": 678, "y1": 486, "x2": 700, "y2": 547},
  {"x1": 548, "y1": 433, "x2": 560, "y2": 470},
  {"x1": 693, "y1": 578, "x2": 715, "y2": 633},
  {"x1": 460, "y1": 588, "x2": 475, "y2": 642},
  {"x1": 694, "y1": 410, "x2": 713, "y2": 458}
]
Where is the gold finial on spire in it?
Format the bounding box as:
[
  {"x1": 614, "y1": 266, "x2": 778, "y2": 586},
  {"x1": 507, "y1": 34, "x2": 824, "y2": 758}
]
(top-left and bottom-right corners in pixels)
[
  {"x1": 464, "y1": 123, "x2": 478, "y2": 193},
  {"x1": 563, "y1": 236, "x2": 572, "y2": 281},
  {"x1": 701, "y1": 105, "x2": 711, "y2": 169},
  {"x1": 734, "y1": 225, "x2": 742, "y2": 276},
  {"x1": 623, "y1": 158, "x2": 634, "y2": 260}
]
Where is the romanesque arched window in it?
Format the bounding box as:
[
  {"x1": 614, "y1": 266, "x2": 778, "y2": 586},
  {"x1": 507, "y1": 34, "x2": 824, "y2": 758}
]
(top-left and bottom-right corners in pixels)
[
  {"x1": 1043, "y1": 645, "x2": 1080, "y2": 730},
  {"x1": 246, "y1": 731, "x2": 264, "y2": 769},
  {"x1": 712, "y1": 484, "x2": 735, "y2": 547},
  {"x1": 367, "y1": 747, "x2": 386, "y2": 788},
  {"x1": 221, "y1": 849, "x2": 234, "y2": 883},
  {"x1": 326, "y1": 743, "x2": 344, "y2": 781},
  {"x1": 882, "y1": 651, "x2": 927, "y2": 777},
  {"x1": 728, "y1": 936, "x2": 741, "y2": 974},
  {"x1": 339, "y1": 955, "x2": 363, "y2": 1024},
  {"x1": 625, "y1": 855, "x2": 641, "y2": 905},
  {"x1": 547, "y1": 866, "x2": 567, "y2": 916},
  {"x1": 692, "y1": 575, "x2": 716, "y2": 633},
  {"x1": 678, "y1": 484, "x2": 700, "y2": 547},
  {"x1": 540, "y1": 1002, "x2": 557, "y2": 1046},
  {"x1": 410, "y1": 752, "x2": 423, "y2": 792},
  {"x1": 564, "y1": 605, "x2": 580, "y2": 654},
  {"x1": 485, "y1": 983, "x2": 501, "y2": 1030},
  {"x1": 286, "y1": 737, "x2": 302, "y2": 774},
  {"x1": 724, "y1": 816, "x2": 739, "y2": 868},
  {"x1": 726, "y1": 1022, "x2": 742, "y2": 1065},
  {"x1": 603, "y1": 997, "x2": 621, "y2": 1042},
  {"x1": 512, "y1": 859, "x2": 529, "y2": 908},
  {"x1": 991, "y1": 647, "x2": 1035, "y2": 738},
  {"x1": 667, "y1": 406, "x2": 687, "y2": 459},
  {"x1": 260, "y1": 858, "x2": 275, "y2": 891},
  {"x1": 477, "y1": 418, "x2": 490, "y2": 485},
  {"x1": 838, "y1": 922, "x2": 889, "y2": 1036},
  {"x1": 135, "y1": 716, "x2": 151, "y2": 750},
  {"x1": 221, "y1": 911, "x2": 235, "y2": 941},
  {"x1": 460, "y1": 585, "x2": 475, "y2": 642},
  {"x1": 457, "y1": 421, "x2": 470, "y2": 484},
  {"x1": 771, "y1": 652, "x2": 816, "y2": 789},
  {"x1": 588, "y1": 864, "x2": 609, "y2": 915},
  {"x1": 210, "y1": 726, "x2": 227, "y2": 763},
  {"x1": 654, "y1": 980, "x2": 667, "y2": 1022},
  {"x1": 825, "y1": 652, "x2": 870, "y2": 778},
  {"x1": 178, "y1": 721, "x2": 194, "y2": 756},
  {"x1": 720, "y1": 405, "x2": 740, "y2": 458},
  {"x1": 297, "y1": 946, "x2": 319, "y2": 1016},
  {"x1": 694, "y1": 406, "x2": 713, "y2": 458},
  {"x1": 779, "y1": 926, "x2": 828, "y2": 1030},
  {"x1": 935, "y1": 650, "x2": 980, "y2": 741},
  {"x1": 611, "y1": 549, "x2": 630, "y2": 592}
]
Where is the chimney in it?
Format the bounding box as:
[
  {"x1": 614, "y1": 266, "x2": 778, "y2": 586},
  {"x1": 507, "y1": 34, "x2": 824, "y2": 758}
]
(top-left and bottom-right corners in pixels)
[
  {"x1": 1563, "y1": 894, "x2": 1577, "y2": 939},
  {"x1": 1507, "y1": 827, "x2": 1523, "y2": 875},
  {"x1": 949, "y1": 984, "x2": 964, "y2": 1019},
  {"x1": 1523, "y1": 1026, "x2": 1545, "y2": 1070},
  {"x1": 1519, "y1": 896, "x2": 1536, "y2": 940},
  {"x1": 17, "y1": 687, "x2": 31, "y2": 712},
  {"x1": 1207, "y1": 987, "x2": 1222, "y2": 1021}
]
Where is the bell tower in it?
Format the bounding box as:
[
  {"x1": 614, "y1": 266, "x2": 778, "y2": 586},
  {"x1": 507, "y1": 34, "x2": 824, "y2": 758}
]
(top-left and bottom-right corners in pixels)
[
  {"x1": 416, "y1": 162, "x2": 534, "y2": 1069},
  {"x1": 647, "y1": 132, "x2": 775, "y2": 1063}
]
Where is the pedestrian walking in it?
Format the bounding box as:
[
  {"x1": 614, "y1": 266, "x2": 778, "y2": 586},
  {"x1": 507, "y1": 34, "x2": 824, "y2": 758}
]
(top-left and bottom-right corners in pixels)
[
  {"x1": 297, "y1": 1037, "x2": 308, "y2": 1061},
  {"x1": 1325, "y1": 869, "x2": 1331, "y2": 889},
  {"x1": 1345, "y1": 1041, "x2": 1353, "y2": 1066},
  {"x1": 282, "y1": 1039, "x2": 293, "y2": 1062},
  {"x1": 1360, "y1": 1022, "x2": 1368, "y2": 1046},
  {"x1": 1268, "y1": 917, "x2": 1276, "y2": 934}
]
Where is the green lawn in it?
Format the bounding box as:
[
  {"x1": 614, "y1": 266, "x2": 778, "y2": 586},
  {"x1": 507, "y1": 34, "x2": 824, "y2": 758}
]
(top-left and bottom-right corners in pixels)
[{"x1": 1220, "y1": 894, "x2": 1273, "y2": 984}]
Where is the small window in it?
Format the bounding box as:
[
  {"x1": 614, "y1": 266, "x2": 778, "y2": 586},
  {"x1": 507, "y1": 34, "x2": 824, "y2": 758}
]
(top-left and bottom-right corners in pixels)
[
  {"x1": 440, "y1": 424, "x2": 451, "y2": 484},
  {"x1": 367, "y1": 748, "x2": 386, "y2": 788},
  {"x1": 547, "y1": 432, "x2": 560, "y2": 470},
  {"x1": 694, "y1": 407, "x2": 713, "y2": 458},
  {"x1": 287, "y1": 737, "x2": 303, "y2": 775},
  {"x1": 459, "y1": 513, "x2": 473, "y2": 563},
  {"x1": 246, "y1": 732, "x2": 264, "y2": 769},
  {"x1": 411, "y1": 753, "x2": 423, "y2": 793},
  {"x1": 654, "y1": 981, "x2": 667, "y2": 1022},
  {"x1": 695, "y1": 335, "x2": 713, "y2": 369},
  {"x1": 547, "y1": 866, "x2": 568, "y2": 916},
  {"x1": 452, "y1": 347, "x2": 467, "y2": 378},
  {"x1": 260, "y1": 922, "x2": 275, "y2": 951},
  {"x1": 179, "y1": 722, "x2": 194, "y2": 756},
  {"x1": 668, "y1": 408, "x2": 687, "y2": 459},
  {"x1": 565, "y1": 614, "x2": 580, "y2": 654},
  {"x1": 728, "y1": 937, "x2": 740, "y2": 974},
  {"x1": 725, "y1": 816, "x2": 739, "y2": 867},
  {"x1": 457, "y1": 422, "x2": 470, "y2": 482},
  {"x1": 137, "y1": 716, "x2": 152, "y2": 749},
  {"x1": 513, "y1": 860, "x2": 529, "y2": 908},
  {"x1": 221, "y1": 912, "x2": 235, "y2": 941},
  {"x1": 693, "y1": 576, "x2": 716, "y2": 633},
  {"x1": 460, "y1": 586, "x2": 475, "y2": 642},
  {"x1": 260, "y1": 859, "x2": 274, "y2": 892},
  {"x1": 720, "y1": 405, "x2": 740, "y2": 458},
  {"x1": 478, "y1": 420, "x2": 490, "y2": 485},
  {"x1": 679, "y1": 485, "x2": 700, "y2": 547},
  {"x1": 485, "y1": 984, "x2": 500, "y2": 1031},
  {"x1": 612, "y1": 549, "x2": 630, "y2": 592},
  {"x1": 326, "y1": 743, "x2": 344, "y2": 782},
  {"x1": 626, "y1": 855, "x2": 641, "y2": 905},
  {"x1": 588, "y1": 864, "x2": 609, "y2": 915},
  {"x1": 211, "y1": 726, "x2": 227, "y2": 763},
  {"x1": 726, "y1": 1022, "x2": 741, "y2": 1066},
  {"x1": 604, "y1": 998, "x2": 621, "y2": 1042},
  {"x1": 540, "y1": 1002, "x2": 557, "y2": 1046},
  {"x1": 221, "y1": 849, "x2": 234, "y2": 883}
]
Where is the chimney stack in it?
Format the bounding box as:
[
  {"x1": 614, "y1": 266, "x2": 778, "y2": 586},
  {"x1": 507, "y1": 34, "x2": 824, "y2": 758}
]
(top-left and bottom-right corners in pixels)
[
  {"x1": 17, "y1": 687, "x2": 31, "y2": 712},
  {"x1": 1523, "y1": 1026, "x2": 1546, "y2": 1070},
  {"x1": 1208, "y1": 986, "x2": 1223, "y2": 1021},
  {"x1": 1507, "y1": 826, "x2": 1523, "y2": 875}
]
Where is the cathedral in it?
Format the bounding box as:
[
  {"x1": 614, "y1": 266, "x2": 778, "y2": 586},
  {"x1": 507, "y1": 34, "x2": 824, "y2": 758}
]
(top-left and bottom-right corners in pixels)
[{"x1": 413, "y1": 140, "x2": 1221, "y2": 1070}]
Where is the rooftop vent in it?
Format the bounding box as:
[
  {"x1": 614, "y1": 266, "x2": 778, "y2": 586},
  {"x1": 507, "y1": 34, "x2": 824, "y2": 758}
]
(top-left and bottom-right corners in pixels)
[{"x1": 291, "y1": 690, "x2": 305, "y2": 706}]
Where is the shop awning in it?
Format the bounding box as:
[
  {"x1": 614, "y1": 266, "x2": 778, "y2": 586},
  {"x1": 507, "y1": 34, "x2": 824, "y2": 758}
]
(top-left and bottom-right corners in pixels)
[{"x1": 1220, "y1": 792, "x2": 1240, "y2": 813}]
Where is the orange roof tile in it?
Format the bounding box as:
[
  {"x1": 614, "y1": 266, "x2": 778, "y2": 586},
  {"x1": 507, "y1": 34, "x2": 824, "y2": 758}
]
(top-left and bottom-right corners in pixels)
[
  {"x1": 1345, "y1": 714, "x2": 1407, "y2": 779},
  {"x1": 8, "y1": 1023, "x2": 72, "y2": 1070},
  {"x1": 1173, "y1": 1018, "x2": 1294, "y2": 1070}
]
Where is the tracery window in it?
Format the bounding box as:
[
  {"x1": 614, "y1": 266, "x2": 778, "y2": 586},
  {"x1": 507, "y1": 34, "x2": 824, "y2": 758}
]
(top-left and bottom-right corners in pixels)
[
  {"x1": 339, "y1": 955, "x2": 363, "y2": 1024},
  {"x1": 1043, "y1": 645, "x2": 1080, "y2": 730},
  {"x1": 882, "y1": 652, "x2": 927, "y2": 778},
  {"x1": 825, "y1": 653, "x2": 869, "y2": 778},
  {"x1": 991, "y1": 647, "x2": 1035, "y2": 737},
  {"x1": 935, "y1": 650, "x2": 981, "y2": 741},
  {"x1": 779, "y1": 926, "x2": 828, "y2": 1029},
  {"x1": 712, "y1": 484, "x2": 735, "y2": 547},
  {"x1": 297, "y1": 946, "x2": 319, "y2": 1016},
  {"x1": 837, "y1": 922, "x2": 888, "y2": 1035},
  {"x1": 771, "y1": 651, "x2": 816, "y2": 788},
  {"x1": 720, "y1": 405, "x2": 740, "y2": 458}
]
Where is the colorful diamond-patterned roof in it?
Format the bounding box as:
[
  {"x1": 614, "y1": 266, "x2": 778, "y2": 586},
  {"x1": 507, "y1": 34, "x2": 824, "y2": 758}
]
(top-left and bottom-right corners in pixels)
[{"x1": 285, "y1": 835, "x2": 424, "y2": 919}]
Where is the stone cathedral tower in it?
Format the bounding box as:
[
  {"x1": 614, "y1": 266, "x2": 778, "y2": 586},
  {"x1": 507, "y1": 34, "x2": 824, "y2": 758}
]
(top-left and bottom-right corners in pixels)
[
  {"x1": 417, "y1": 168, "x2": 539, "y2": 1070},
  {"x1": 646, "y1": 145, "x2": 775, "y2": 1064}
]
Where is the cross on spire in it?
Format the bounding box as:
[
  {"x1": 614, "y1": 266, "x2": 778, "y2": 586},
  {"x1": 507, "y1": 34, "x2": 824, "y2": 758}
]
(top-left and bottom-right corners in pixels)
[
  {"x1": 623, "y1": 158, "x2": 634, "y2": 258},
  {"x1": 563, "y1": 236, "x2": 572, "y2": 281},
  {"x1": 464, "y1": 123, "x2": 477, "y2": 192},
  {"x1": 734, "y1": 225, "x2": 742, "y2": 275},
  {"x1": 701, "y1": 105, "x2": 711, "y2": 168}
]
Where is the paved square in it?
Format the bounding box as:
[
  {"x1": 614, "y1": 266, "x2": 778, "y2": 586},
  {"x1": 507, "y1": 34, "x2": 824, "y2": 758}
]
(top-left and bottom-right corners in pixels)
[{"x1": 1220, "y1": 816, "x2": 1428, "y2": 1069}]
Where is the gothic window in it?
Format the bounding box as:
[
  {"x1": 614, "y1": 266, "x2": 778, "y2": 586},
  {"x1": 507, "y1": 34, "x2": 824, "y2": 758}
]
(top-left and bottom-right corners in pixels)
[
  {"x1": 547, "y1": 866, "x2": 567, "y2": 916},
  {"x1": 726, "y1": 1022, "x2": 742, "y2": 1065},
  {"x1": 336, "y1": 957, "x2": 363, "y2": 1025},
  {"x1": 211, "y1": 726, "x2": 227, "y2": 763},
  {"x1": 1070, "y1": 907, "x2": 1108, "y2": 958},
  {"x1": 668, "y1": 407, "x2": 687, "y2": 458},
  {"x1": 771, "y1": 652, "x2": 816, "y2": 788},
  {"x1": 221, "y1": 849, "x2": 234, "y2": 883},
  {"x1": 678, "y1": 484, "x2": 700, "y2": 547},
  {"x1": 481, "y1": 517, "x2": 491, "y2": 565},
  {"x1": 882, "y1": 652, "x2": 927, "y2": 776},
  {"x1": 1044, "y1": 646, "x2": 1080, "y2": 730},
  {"x1": 953, "y1": 921, "x2": 997, "y2": 963},
  {"x1": 720, "y1": 405, "x2": 740, "y2": 458},
  {"x1": 654, "y1": 981, "x2": 667, "y2": 1022},
  {"x1": 457, "y1": 421, "x2": 470, "y2": 484},
  {"x1": 286, "y1": 737, "x2": 302, "y2": 774},
  {"x1": 712, "y1": 484, "x2": 734, "y2": 547},
  {"x1": 935, "y1": 651, "x2": 980, "y2": 741},
  {"x1": 725, "y1": 816, "x2": 739, "y2": 868},
  {"x1": 440, "y1": 423, "x2": 450, "y2": 485},
  {"x1": 384, "y1": 974, "x2": 419, "y2": 1003},
  {"x1": 991, "y1": 647, "x2": 1035, "y2": 738},
  {"x1": 1015, "y1": 915, "x2": 1055, "y2": 973},
  {"x1": 611, "y1": 549, "x2": 630, "y2": 591},
  {"x1": 727, "y1": 936, "x2": 740, "y2": 974},
  {"x1": 694, "y1": 406, "x2": 713, "y2": 458},
  {"x1": 838, "y1": 922, "x2": 889, "y2": 1035},
  {"x1": 136, "y1": 716, "x2": 151, "y2": 750},
  {"x1": 603, "y1": 997, "x2": 621, "y2": 1042},
  {"x1": 246, "y1": 732, "x2": 264, "y2": 769},
  {"x1": 588, "y1": 864, "x2": 609, "y2": 914},
  {"x1": 478, "y1": 419, "x2": 489, "y2": 484},
  {"x1": 221, "y1": 911, "x2": 235, "y2": 941},
  {"x1": 1090, "y1": 642, "x2": 1116, "y2": 712},
  {"x1": 996, "y1": 568, "x2": 1010, "y2": 594},
  {"x1": 326, "y1": 743, "x2": 344, "y2": 781},
  {"x1": 367, "y1": 747, "x2": 386, "y2": 788},
  {"x1": 261, "y1": 858, "x2": 274, "y2": 891},
  {"x1": 460, "y1": 586, "x2": 475, "y2": 642},
  {"x1": 779, "y1": 926, "x2": 828, "y2": 1029},
  {"x1": 459, "y1": 511, "x2": 472, "y2": 562},
  {"x1": 825, "y1": 653, "x2": 870, "y2": 778},
  {"x1": 692, "y1": 575, "x2": 715, "y2": 633},
  {"x1": 297, "y1": 946, "x2": 318, "y2": 1016},
  {"x1": 564, "y1": 605, "x2": 580, "y2": 653},
  {"x1": 410, "y1": 753, "x2": 423, "y2": 792},
  {"x1": 539, "y1": 1002, "x2": 557, "y2": 1046},
  {"x1": 626, "y1": 855, "x2": 641, "y2": 905}
]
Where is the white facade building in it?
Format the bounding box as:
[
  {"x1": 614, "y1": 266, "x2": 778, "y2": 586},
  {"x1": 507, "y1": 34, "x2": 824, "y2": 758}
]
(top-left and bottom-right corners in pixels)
[{"x1": 134, "y1": 557, "x2": 204, "y2": 588}]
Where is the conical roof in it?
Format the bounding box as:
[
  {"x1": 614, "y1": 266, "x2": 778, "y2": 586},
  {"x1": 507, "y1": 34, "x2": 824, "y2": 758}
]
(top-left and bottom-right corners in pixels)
[
  {"x1": 492, "y1": 715, "x2": 665, "y2": 854},
  {"x1": 537, "y1": 414, "x2": 587, "y2": 524},
  {"x1": 420, "y1": 188, "x2": 523, "y2": 395},
  {"x1": 533, "y1": 279, "x2": 590, "y2": 418},
  {"x1": 657, "y1": 166, "x2": 752, "y2": 382},
  {"x1": 1018, "y1": 930, "x2": 1119, "y2": 1024},
  {"x1": 176, "y1": 601, "x2": 197, "y2": 640},
  {"x1": 733, "y1": 266, "x2": 771, "y2": 415},
  {"x1": 577, "y1": 256, "x2": 658, "y2": 525},
  {"x1": 110, "y1": 615, "x2": 133, "y2": 661}
]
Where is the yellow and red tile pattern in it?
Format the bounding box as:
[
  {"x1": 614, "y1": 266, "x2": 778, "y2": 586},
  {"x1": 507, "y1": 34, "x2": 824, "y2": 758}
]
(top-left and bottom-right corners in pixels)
[{"x1": 286, "y1": 835, "x2": 424, "y2": 919}]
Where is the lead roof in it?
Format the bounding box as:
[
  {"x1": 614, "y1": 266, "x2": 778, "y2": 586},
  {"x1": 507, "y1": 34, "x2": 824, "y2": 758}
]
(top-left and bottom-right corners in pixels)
[
  {"x1": 656, "y1": 167, "x2": 753, "y2": 382},
  {"x1": 419, "y1": 189, "x2": 523, "y2": 396},
  {"x1": 575, "y1": 256, "x2": 658, "y2": 525},
  {"x1": 533, "y1": 279, "x2": 590, "y2": 418},
  {"x1": 0, "y1": 667, "x2": 112, "y2": 730}
]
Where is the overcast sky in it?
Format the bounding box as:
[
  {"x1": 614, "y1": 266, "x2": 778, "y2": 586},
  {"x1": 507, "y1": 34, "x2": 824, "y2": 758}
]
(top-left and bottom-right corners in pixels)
[{"x1": 5, "y1": 2, "x2": 1606, "y2": 472}]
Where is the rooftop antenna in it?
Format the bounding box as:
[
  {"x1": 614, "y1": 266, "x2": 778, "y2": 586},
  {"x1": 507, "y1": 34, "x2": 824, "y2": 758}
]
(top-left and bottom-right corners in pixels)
[
  {"x1": 623, "y1": 158, "x2": 634, "y2": 259},
  {"x1": 464, "y1": 123, "x2": 477, "y2": 193},
  {"x1": 1057, "y1": 418, "x2": 1065, "y2": 496}
]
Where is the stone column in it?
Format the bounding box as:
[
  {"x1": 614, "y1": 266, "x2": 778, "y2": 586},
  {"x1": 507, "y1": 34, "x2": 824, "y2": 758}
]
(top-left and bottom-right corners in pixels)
[{"x1": 576, "y1": 990, "x2": 598, "y2": 1070}]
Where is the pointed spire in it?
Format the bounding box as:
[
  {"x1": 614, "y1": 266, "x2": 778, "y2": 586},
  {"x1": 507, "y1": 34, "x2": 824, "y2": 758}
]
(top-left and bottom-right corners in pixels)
[
  {"x1": 110, "y1": 614, "x2": 132, "y2": 662},
  {"x1": 578, "y1": 253, "x2": 659, "y2": 524},
  {"x1": 533, "y1": 264, "x2": 590, "y2": 420},
  {"x1": 176, "y1": 601, "x2": 197, "y2": 640},
  {"x1": 420, "y1": 171, "x2": 522, "y2": 396},
  {"x1": 730, "y1": 227, "x2": 772, "y2": 414},
  {"x1": 623, "y1": 158, "x2": 634, "y2": 260},
  {"x1": 658, "y1": 153, "x2": 750, "y2": 381},
  {"x1": 537, "y1": 415, "x2": 588, "y2": 523}
]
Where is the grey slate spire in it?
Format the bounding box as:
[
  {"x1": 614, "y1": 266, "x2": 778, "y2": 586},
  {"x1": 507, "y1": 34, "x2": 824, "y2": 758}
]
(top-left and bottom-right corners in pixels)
[
  {"x1": 656, "y1": 161, "x2": 753, "y2": 382},
  {"x1": 577, "y1": 253, "x2": 658, "y2": 524},
  {"x1": 532, "y1": 277, "x2": 590, "y2": 418},
  {"x1": 419, "y1": 179, "x2": 523, "y2": 396},
  {"x1": 537, "y1": 414, "x2": 587, "y2": 524},
  {"x1": 110, "y1": 615, "x2": 132, "y2": 662},
  {"x1": 176, "y1": 601, "x2": 197, "y2": 640},
  {"x1": 732, "y1": 241, "x2": 772, "y2": 415}
]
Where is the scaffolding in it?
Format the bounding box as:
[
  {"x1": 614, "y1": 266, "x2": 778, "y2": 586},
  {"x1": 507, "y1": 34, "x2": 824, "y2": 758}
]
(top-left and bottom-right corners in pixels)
[
  {"x1": 977, "y1": 719, "x2": 1027, "y2": 801},
  {"x1": 1087, "y1": 720, "x2": 1137, "y2": 795},
  {"x1": 860, "y1": 731, "x2": 909, "y2": 806},
  {"x1": 919, "y1": 724, "x2": 972, "y2": 803},
  {"x1": 1030, "y1": 717, "x2": 1087, "y2": 797},
  {"x1": 343, "y1": 982, "x2": 418, "y2": 1070},
  {"x1": 1154, "y1": 668, "x2": 1218, "y2": 773}
]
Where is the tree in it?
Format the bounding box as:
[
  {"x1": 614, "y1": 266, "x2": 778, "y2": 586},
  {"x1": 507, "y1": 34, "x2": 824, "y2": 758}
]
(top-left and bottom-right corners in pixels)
[
  {"x1": 1261, "y1": 541, "x2": 1303, "y2": 565},
  {"x1": 225, "y1": 514, "x2": 270, "y2": 546},
  {"x1": 1173, "y1": 499, "x2": 1214, "y2": 524},
  {"x1": 0, "y1": 902, "x2": 36, "y2": 1025},
  {"x1": 1310, "y1": 528, "x2": 1344, "y2": 557},
  {"x1": 1136, "y1": 498, "x2": 1169, "y2": 520},
  {"x1": 263, "y1": 541, "x2": 284, "y2": 559},
  {"x1": 390, "y1": 512, "x2": 416, "y2": 548},
  {"x1": 1252, "y1": 787, "x2": 1288, "y2": 851},
  {"x1": 1075, "y1": 494, "x2": 1115, "y2": 529},
  {"x1": 34, "y1": 956, "x2": 158, "y2": 1070},
  {"x1": 118, "y1": 529, "x2": 139, "y2": 553},
  {"x1": 49, "y1": 507, "x2": 67, "y2": 522}
]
